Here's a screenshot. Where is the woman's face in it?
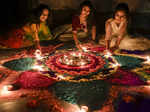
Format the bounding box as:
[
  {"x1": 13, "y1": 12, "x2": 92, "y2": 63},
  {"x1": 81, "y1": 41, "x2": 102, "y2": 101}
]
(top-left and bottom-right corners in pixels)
[
  {"x1": 114, "y1": 10, "x2": 127, "y2": 24},
  {"x1": 81, "y1": 6, "x2": 91, "y2": 17},
  {"x1": 40, "y1": 9, "x2": 49, "y2": 22}
]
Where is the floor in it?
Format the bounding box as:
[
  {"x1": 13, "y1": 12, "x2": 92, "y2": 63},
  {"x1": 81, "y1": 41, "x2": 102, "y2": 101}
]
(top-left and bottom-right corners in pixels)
[{"x1": 0, "y1": 43, "x2": 150, "y2": 112}]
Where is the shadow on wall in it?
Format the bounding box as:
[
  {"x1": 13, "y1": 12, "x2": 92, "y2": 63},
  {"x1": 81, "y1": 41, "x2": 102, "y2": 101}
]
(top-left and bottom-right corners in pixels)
[{"x1": 50, "y1": 9, "x2": 150, "y2": 35}]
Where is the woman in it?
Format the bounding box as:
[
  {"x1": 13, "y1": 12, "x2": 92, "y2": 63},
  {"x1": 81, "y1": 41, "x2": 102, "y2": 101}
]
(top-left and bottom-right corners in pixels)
[
  {"x1": 72, "y1": 0, "x2": 96, "y2": 50},
  {"x1": 0, "y1": 4, "x2": 53, "y2": 49},
  {"x1": 99, "y1": 3, "x2": 150, "y2": 51},
  {"x1": 23, "y1": 4, "x2": 54, "y2": 49},
  {"x1": 58, "y1": 1, "x2": 96, "y2": 50}
]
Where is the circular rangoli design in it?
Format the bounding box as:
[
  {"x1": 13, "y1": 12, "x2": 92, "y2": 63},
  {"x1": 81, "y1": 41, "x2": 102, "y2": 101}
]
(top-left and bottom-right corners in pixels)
[{"x1": 46, "y1": 51, "x2": 105, "y2": 76}]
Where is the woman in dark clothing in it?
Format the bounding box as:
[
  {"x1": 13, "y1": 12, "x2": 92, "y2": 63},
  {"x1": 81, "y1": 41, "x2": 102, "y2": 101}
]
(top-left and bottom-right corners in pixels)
[{"x1": 72, "y1": 0, "x2": 96, "y2": 50}]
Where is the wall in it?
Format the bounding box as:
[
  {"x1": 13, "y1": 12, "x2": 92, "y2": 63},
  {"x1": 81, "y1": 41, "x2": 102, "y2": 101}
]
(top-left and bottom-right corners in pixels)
[
  {"x1": 38, "y1": 0, "x2": 150, "y2": 33},
  {"x1": 39, "y1": 0, "x2": 150, "y2": 12},
  {"x1": 1, "y1": 0, "x2": 150, "y2": 33}
]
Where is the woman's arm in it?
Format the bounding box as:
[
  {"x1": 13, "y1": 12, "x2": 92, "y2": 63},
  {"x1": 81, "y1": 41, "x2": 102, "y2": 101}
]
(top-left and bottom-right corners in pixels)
[
  {"x1": 105, "y1": 22, "x2": 112, "y2": 50},
  {"x1": 119, "y1": 19, "x2": 127, "y2": 37},
  {"x1": 117, "y1": 19, "x2": 127, "y2": 47},
  {"x1": 91, "y1": 25, "x2": 96, "y2": 41},
  {"x1": 31, "y1": 24, "x2": 41, "y2": 49},
  {"x1": 42, "y1": 23, "x2": 54, "y2": 39},
  {"x1": 31, "y1": 24, "x2": 39, "y2": 41},
  {"x1": 73, "y1": 30, "x2": 82, "y2": 50},
  {"x1": 72, "y1": 16, "x2": 82, "y2": 50}
]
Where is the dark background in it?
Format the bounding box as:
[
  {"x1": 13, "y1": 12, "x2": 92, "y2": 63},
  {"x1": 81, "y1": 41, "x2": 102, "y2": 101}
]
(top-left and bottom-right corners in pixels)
[{"x1": 0, "y1": 0, "x2": 150, "y2": 35}]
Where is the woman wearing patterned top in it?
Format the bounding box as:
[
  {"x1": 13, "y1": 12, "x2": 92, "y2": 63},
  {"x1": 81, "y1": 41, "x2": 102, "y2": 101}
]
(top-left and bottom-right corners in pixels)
[{"x1": 99, "y1": 3, "x2": 150, "y2": 51}]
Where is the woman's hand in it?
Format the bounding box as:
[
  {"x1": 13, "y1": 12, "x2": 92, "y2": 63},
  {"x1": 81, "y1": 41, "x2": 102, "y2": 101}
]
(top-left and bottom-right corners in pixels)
[
  {"x1": 75, "y1": 41, "x2": 82, "y2": 51},
  {"x1": 105, "y1": 21, "x2": 112, "y2": 50},
  {"x1": 77, "y1": 44, "x2": 83, "y2": 51},
  {"x1": 119, "y1": 18, "x2": 127, "y2": 34},
  {"x1": 122, "y1": 17, "x2": 127, "y2": 23},
  {"x1": 73, "y1": 31, "x2": 82, "y2": 51}
]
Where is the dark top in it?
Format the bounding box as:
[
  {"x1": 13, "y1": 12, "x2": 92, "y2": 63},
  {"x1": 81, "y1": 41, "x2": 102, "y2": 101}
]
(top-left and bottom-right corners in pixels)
[{"x1": 72, "y1": 15, "x2": 96, "y2": 32}]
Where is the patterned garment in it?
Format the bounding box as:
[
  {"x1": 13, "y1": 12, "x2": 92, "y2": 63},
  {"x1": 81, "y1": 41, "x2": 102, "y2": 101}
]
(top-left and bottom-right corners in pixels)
[
  {"x1": 23, "y1": 22, "x2": 53, "y2": 42},
  {"x1": 99, "y1": 18, "x2": 150, "y2": 51},
  {"x1": 58, "y1": 15, "x2": 95, "y2": 42}
]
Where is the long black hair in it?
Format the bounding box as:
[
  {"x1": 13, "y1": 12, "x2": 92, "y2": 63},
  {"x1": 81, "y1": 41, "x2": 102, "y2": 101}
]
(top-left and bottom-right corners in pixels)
[
  {"x1": 78, "y1": 0, "x2": 96, "y2": 27},
  {"x1": 27, "y1": 4, "x2": 51, "y2": 25},
  {"x1": 79, "y1": 0, "x2": 95, "y2": 16},
  {"x1": 113, "y1": 3, "x2": 129, "y2": 19}
]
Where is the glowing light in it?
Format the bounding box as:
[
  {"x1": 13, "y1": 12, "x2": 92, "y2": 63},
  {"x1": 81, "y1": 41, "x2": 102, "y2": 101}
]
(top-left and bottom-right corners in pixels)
[
  {"x1": 72, "y1": 52, "x2": 77, "y2": 56},
  {"x1": 32, "y1": 65, "x2": 44, "y2": 71},
  {"x1": 80, "y1": 61, "x2": 86, "y2": 66},
  {"x1": 78, "y1": 53, "x2": 82, "y2": 58},
  {"x1": 104, "y1": 51, "x2": 112, "y2": 58},
  {"x1": 66, "y1": 60, "x2": 73, "y2": 65},
  {"x1": 57, "y1": 75, "x2": 66, "y2": 80},
  {"x1": 82, "y1": 47, "x2": 89, "y2": 52},
  {"x1": 34, "y1": 49, "x2": 43, "y2": 60},
  {"x1": 80, "y1": 106, "x2": 88, "y2": 112},
  {"x1": 1, "y1": 85, "x2": 12, "y2": 95},
  {"x1": 111, "y1": 62, "x2": 121, "y2": 68},
  {"x1": 144, "y1": 56, "x2": 150, "y2": 64},
  {"x1": 64, "y1": 55, "x2": 68, "y2": 58}
]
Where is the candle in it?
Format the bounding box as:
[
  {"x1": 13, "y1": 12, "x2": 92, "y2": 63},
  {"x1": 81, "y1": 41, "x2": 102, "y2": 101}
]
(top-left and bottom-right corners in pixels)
[
  {"x1": 104, "y1": 51, "x2": 112, "y2": 58},
  {"x1": 141, "y1": 56, "x2": 150, "y2": 65},
  {"x1": 32, "y1": 65, "x2": 44, "y2": 71},
  {"x1": 145, "y1": 56, "x2": 150, "y2": 64},
  {"x1": 78, "y1": 53, "x2": 82, "y2": 59},
  {"x1": 57, "y1": 75, "x2": 65, "y2": 80},
  {"x1": 78, "y1": 53, "x2": 82, "y2": 57},
  {"x1": 111, "y1": 62, "x2": 120, "y2": 68},
  {"x1": 1, "y1": 85, "x2": 12, "y2": 95},
  {"x1": 80, "y1": 60, "x2": 86, "y2": 66},
  {"x1": 72, "y1": 52, "x2": 77, "y2": 56},
  {"x1": 82, "y1": 47, "x2": 88, "y2": 52}
]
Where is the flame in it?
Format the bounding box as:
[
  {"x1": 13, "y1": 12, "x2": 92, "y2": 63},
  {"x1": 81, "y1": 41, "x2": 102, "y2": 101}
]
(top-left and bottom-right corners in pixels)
[
  {"x1": 80, "y1": 106, "x2": 88, "y2": 112},
  {"x1": 111, "y1": 62, "x2": 121, "y2": 68},
  {"x1": 78, "y1": 53, "x2": 82, "y2": 58},
  {"x1": 1, "y1": 85, "x2": 12, "y2": 95},
  {"x1": 146, "y1": 56, "x2": 150, "y2": 63},
  {"x1": 32, "y1": 65, "x2": 44, "y2": 71},
  {"x1": 72, "y1": 52, "x2": 77, "y2": 56},
  {"x1": 104, "y1": 51, "x2": 112, "y2": 58},
  {"x1": 82, "y1": 47, "x2": 88, "y2": 52},
  {"x1": 80, "y1": 61, "x2": 86, "y2": 66},
  {"x1": 57, "y1": 75, "x2": 66, "y2": 80},
  {"x1": 143, "y1": 56, "x2": 150, "y2": 64}
]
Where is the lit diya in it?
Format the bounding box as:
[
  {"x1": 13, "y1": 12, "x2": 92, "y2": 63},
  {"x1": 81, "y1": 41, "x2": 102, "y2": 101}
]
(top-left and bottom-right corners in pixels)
[{"x1": 46, "y1": 51, "x2": 105, "y2": 76}]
